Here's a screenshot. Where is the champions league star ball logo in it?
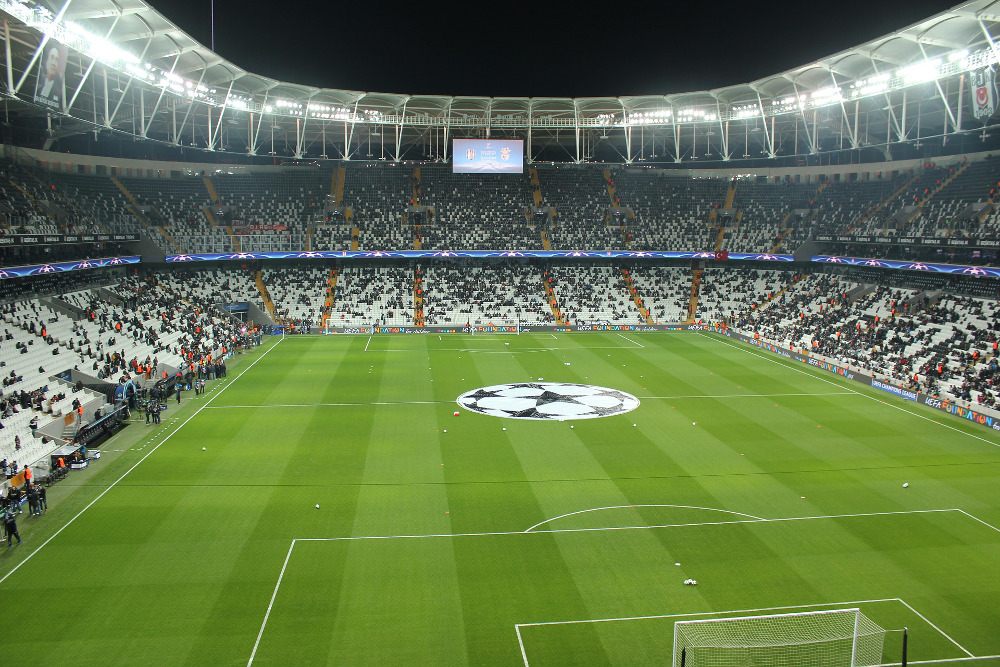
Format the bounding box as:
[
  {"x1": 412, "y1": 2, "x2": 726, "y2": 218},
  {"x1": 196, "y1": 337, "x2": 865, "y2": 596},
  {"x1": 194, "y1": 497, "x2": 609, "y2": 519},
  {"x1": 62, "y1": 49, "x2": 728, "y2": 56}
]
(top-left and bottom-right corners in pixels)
[
  {"x1": 908, "y1": 263, "x2": 930, "y2": 271},
  {"x1": 962, "y1": 266, "x2": 988, "y2": 276},
  {"x1": 457, "y1": 382, "x2": 640, "y2": 421},
  {"x1": 173, "y1": 255, "x2": 195, "y2": 262},
  {"x1": 36, "y1": 265, "x2": 56, "y2": 273},
  {"x1": 295, "y1": 251, "x2": 324, "y2": 258}
]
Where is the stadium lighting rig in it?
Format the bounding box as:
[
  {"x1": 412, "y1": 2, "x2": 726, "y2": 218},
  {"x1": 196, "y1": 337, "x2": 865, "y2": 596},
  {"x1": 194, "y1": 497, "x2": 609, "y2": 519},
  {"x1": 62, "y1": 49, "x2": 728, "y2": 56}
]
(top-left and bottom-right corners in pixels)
[{"x1": 1, "y1": 0, "x2": 998, "y2": 133}]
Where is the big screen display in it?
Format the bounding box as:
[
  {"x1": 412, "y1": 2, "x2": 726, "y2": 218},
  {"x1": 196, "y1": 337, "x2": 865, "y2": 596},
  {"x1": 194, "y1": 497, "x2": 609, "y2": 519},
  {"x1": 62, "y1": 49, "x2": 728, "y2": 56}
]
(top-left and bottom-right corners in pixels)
[{"x1": 452, "y1": 139, "x2": 524, "y2": 173}]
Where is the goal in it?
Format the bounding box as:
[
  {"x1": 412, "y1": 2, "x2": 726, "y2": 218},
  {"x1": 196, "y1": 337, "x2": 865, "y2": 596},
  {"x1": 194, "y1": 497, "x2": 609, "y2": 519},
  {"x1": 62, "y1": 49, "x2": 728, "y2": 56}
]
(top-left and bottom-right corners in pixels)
[{"x1": 673, "y1": 608, "x2": 888, "y2": 667}]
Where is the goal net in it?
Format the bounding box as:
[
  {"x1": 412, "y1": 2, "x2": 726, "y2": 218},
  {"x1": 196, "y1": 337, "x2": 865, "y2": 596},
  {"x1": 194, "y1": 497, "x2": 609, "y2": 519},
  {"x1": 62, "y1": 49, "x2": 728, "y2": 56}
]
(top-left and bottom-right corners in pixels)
[{"x1": 672, "y1": 608, "x2": 887, "y2": 667}]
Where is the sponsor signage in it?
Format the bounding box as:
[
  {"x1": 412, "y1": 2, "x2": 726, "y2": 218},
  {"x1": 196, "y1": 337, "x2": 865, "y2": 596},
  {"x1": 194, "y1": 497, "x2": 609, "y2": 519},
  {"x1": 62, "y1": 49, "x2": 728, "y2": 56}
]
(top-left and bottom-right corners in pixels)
[
  {"x1": 0, "y1": 233, "x2": 138, "y2": 246},
  {"x1": 815, "y1": 234, "x2": 995, "y2": 249}
]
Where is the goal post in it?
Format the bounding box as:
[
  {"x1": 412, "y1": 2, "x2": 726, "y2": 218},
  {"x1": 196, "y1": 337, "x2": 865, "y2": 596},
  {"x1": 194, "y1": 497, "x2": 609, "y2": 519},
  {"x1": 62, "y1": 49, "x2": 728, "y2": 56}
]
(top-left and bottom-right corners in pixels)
[{"x1": 673, "y1": 608, "x2": 888, "y2": 667}]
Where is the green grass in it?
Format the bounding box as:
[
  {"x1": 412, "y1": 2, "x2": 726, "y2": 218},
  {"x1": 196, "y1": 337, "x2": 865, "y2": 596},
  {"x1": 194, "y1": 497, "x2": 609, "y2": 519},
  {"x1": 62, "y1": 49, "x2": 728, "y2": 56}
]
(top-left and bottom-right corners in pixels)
[{"x1": 3, "y1": 331, "x2": 1000, "y2": 666}]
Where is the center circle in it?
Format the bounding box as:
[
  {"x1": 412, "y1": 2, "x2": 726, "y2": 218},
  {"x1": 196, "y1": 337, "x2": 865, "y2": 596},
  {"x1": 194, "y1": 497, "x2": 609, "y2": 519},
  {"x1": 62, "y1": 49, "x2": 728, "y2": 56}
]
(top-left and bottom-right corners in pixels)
[{"x1": 456, "y1": 382, "x2": 640, "y2": 420}]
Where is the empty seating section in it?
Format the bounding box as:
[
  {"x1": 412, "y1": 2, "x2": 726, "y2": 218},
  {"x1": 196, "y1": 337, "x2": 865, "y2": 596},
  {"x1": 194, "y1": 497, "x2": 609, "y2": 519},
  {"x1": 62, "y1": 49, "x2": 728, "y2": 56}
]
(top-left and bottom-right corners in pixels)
[
  {"x1": 338, "y1": 163, "x2": 412, "y2": 250},
  {"x1": 611, "y1": 169, "x2": 728, "y2": 251},
  {"x1": 422, "y1": 265, "x2": 553, "y2": 326},
  {"x1": 331, "y1": 266, "x2": 413, "y2": 327},
  {"x1": 210, "y1": 170, "x2": 326, "y2": 251},
  {"x1": 262, "y1": 267, "x2": 326, "y2": 325},
  {"x1": 3, "y1": 153, "x2": 998, "y2": 255},
  {"x1": 420, "y1": 166, "x2": 540, "y2": 250},
  {"x1": 44, "y1": 172, "x2": 139, "y2": 233},
  {"x1": 625, "y1": 266, "x2": 691, "y2": 323},
  {"x1": 547, "y1": 265, "x2": 642, "y2": 325}
]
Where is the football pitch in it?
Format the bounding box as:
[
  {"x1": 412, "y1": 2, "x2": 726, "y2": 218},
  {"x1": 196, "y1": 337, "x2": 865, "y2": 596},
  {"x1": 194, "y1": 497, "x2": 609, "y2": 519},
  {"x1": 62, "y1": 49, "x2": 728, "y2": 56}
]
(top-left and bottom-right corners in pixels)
[{"x1": 3, "y1": 331, "x2": 1000, "y2": 666}]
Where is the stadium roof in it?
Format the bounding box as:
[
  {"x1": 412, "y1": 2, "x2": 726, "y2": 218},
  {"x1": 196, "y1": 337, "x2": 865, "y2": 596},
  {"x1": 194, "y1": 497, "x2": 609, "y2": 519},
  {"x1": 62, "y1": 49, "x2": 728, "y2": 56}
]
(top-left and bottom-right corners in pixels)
[{"x1": 2, "y1": 0, "x2": 1000, "y2": 162}]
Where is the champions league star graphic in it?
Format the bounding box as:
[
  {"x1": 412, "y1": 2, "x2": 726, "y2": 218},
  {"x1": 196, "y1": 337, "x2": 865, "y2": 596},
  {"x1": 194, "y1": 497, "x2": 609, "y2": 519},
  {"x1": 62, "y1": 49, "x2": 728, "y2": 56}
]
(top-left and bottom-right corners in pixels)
[{"x1": 457, "y1": 383, "x2": 640, "y2": 420}]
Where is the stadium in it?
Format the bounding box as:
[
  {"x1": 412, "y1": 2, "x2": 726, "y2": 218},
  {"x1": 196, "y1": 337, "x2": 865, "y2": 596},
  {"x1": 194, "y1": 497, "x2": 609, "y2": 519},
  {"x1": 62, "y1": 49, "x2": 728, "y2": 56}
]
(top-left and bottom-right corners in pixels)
[{"x1": 0, "y1": 0, "x2": 999, "y2": 664}]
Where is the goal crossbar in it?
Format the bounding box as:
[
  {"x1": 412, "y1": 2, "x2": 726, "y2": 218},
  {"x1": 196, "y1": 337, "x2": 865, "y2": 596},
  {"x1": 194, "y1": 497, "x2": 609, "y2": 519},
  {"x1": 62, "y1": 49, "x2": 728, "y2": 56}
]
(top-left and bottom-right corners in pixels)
[{"x1": 673, "y1": 608, "x2": 887, "y2": 667}]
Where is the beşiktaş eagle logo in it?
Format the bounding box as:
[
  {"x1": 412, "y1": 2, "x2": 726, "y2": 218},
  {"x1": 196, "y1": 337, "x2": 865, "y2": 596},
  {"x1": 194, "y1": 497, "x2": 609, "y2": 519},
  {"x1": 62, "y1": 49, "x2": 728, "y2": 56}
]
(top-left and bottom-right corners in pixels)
[
  {"x1": 457, "y1": 382, "x2": 640, "y2": 420},
  {"x1": 971, "y1": 66, "x2": 996, "y2": 121}
]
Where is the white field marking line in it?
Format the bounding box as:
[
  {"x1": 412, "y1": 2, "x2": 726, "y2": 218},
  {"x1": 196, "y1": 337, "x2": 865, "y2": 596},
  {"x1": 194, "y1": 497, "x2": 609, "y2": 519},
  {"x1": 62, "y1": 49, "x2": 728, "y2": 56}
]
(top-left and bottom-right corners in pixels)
[
  {"x1": 523, "y1": 504, "x2": 765, "y2": 533},
  {"x1": 0, "y1": 336, "x2": 283, "y2": 586},
  {"x1": 550, "y1": 333, "x2": 557, "y2": 339},
  {"x1": 248, "y1": 540, "x2": 298, "y2": 666},
  {"x1": 363, "y1": 334, "x2": 372, "y2": 352},
  {"x1": 515, "y1": 625, "x2": 530, "y2": 667},
  {"x1": 905, "y1": 657, "x2": 1000, "y2": 665},
  {"x1": 515, "y1": 597, "x2": 901, "y2": 627},
  {"x1": 515, "y1": 598, "x2": 983, "y2": 665},
  {"x1": 637, "y1": 391, "x2": 854, "y2": 399},
  {"x1": 616, "y1": 333, "x2": 645, "y2": 348},
  {"x1": 257, "y1": 510, "x2": 999, "y2": 662},
  {"x1": 897, "y1": 598, "x2": 974, "y2": 657},
  {"x1": 289, "y1": 508, "x2": 968, "y2": 544},
  {"x1": 205, "y1": 400, "x2": 452, "y2": 409},
  {"x1": 955, "y1": 509, "x2": 1000, "y2": 534},
  {"x1": 386, "y1": 346, "x2": 641, "y2": 352},
  {"x1": 700, "y1": 333, "x2": 1000, "y2": 450}
]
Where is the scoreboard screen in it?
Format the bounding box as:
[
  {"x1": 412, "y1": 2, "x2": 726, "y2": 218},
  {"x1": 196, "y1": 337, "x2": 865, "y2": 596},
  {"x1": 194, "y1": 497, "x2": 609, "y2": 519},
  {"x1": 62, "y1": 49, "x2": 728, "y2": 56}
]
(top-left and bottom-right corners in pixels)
[{"x1": 452, "y1": 139, "x2": 524, "y2": 173}]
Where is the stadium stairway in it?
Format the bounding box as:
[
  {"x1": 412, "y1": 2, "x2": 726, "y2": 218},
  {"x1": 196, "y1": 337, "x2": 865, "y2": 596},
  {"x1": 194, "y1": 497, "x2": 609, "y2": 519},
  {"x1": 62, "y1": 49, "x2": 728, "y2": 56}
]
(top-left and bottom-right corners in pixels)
[
  {"x1": 7, "y1": 176, "x2": 57, "y2": 225},
  {"x1": 621, "y1": 269, "x2": 654, "y2": 324},
  {"x1": 920, "y1": 160, "x2": 972, "y2": 205},
  {"x1": 351, "y1": 227, "x2": 359, "y2": 250},
  {"x1": 332, "y1": 167, "x2": 346, "y2": 205},
  {"x1": 24, "y1": 167, "x2": 102, "y2": 231},
  {"x1": 203, "y1": 176, "x2": 221, "y2": 205},
  {"x1": 321, "y1": 269, "x2": 337, "y2": 329},
  {"x1": 687, "y1": 269, "x2": 701, "y2": 323},
  {"x1": 542, "y1": 270, "x2": 565, "y2": 325},
  {"x1": 541, "y1": 229, "x2": 552, "y2": 251},
  {"x1": 414, "y1": 268, "x2": 424, "y2": 327},
  {"x1": 254, "y1": 271, "x2": 277, "y2": 321},
  {"x1": 869, "y1": 171, "x2": 922, "y2": 220},
  {"x1": 770, "y1": 211, "x2": 794, "y2": 253},
  {"x1": 530, "y1": 166, "x2": 542, "y2": 207},
  {"x1": 225, "y1": 225, "x2": 242, "y2": 252},
  {"x1": 157, "y1": 226, "x2": 182, "y2": 253}
]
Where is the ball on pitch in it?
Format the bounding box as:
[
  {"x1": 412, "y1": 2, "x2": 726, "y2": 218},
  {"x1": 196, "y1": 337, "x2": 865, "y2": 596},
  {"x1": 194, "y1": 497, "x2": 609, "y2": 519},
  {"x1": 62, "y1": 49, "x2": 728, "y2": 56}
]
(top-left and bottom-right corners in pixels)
[
  {"x1": 903, "y1": 482, "x2": 909, "y2": 488},
  {"x1": 315, "y1": 504, "x2": 320, "y2": 509},
  {"x1": 202, "y1": 447, "x2": 206, "y2": 451}
]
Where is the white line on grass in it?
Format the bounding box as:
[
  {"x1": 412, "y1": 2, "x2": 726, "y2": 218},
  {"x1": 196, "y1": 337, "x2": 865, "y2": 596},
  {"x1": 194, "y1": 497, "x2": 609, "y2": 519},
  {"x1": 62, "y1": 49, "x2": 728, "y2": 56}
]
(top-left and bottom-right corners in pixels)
[
  {"x1": 616, "y1": 333, "x2": 645, "y2": 348},
  {"x1": 364, "y1": 335, "x2": 372, "y2": 352},
  {"x1": 523, "y1": 504, "x2": 765, "y2": 533},
  {"x1": 897, "y1": 599, "x2": 974, "y2": 656},
  {"x1": 700, "y1": 334, "x2": 1000, "y2": 450},
  {"x1": 248, "y1": 540, "x2": 298, "y2": 666},
  {"x1": 514, "y1": 598, "x2": 984, "y2": 666},
  {"x1": 904, "y1": 657, "x2": 1000, "y2": 665},
  {"x1": 204, "y1": 393, "x2": 855, "y2": 410},
  {"x1": 637, "y1": 391, "x2": 855, "y2": 399},
  {"x1": 955, "y1": 509, "x2": 1000, "y2": 534},
  {"x1": 0, "y1": 337, "x2": 283, "y2": 586},
  {"x1": 290, "y1": 508, "x2": 970, "y2": 543},
  {"x1": 254, "y1": 509, "x2": 1000, "y2": 664},
  {"x1": 205, "y1": 400, "x2": 453, "y2": 409},
  {"x1": 515, "y1": 597, "x2": 901, "y2": 627}
]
